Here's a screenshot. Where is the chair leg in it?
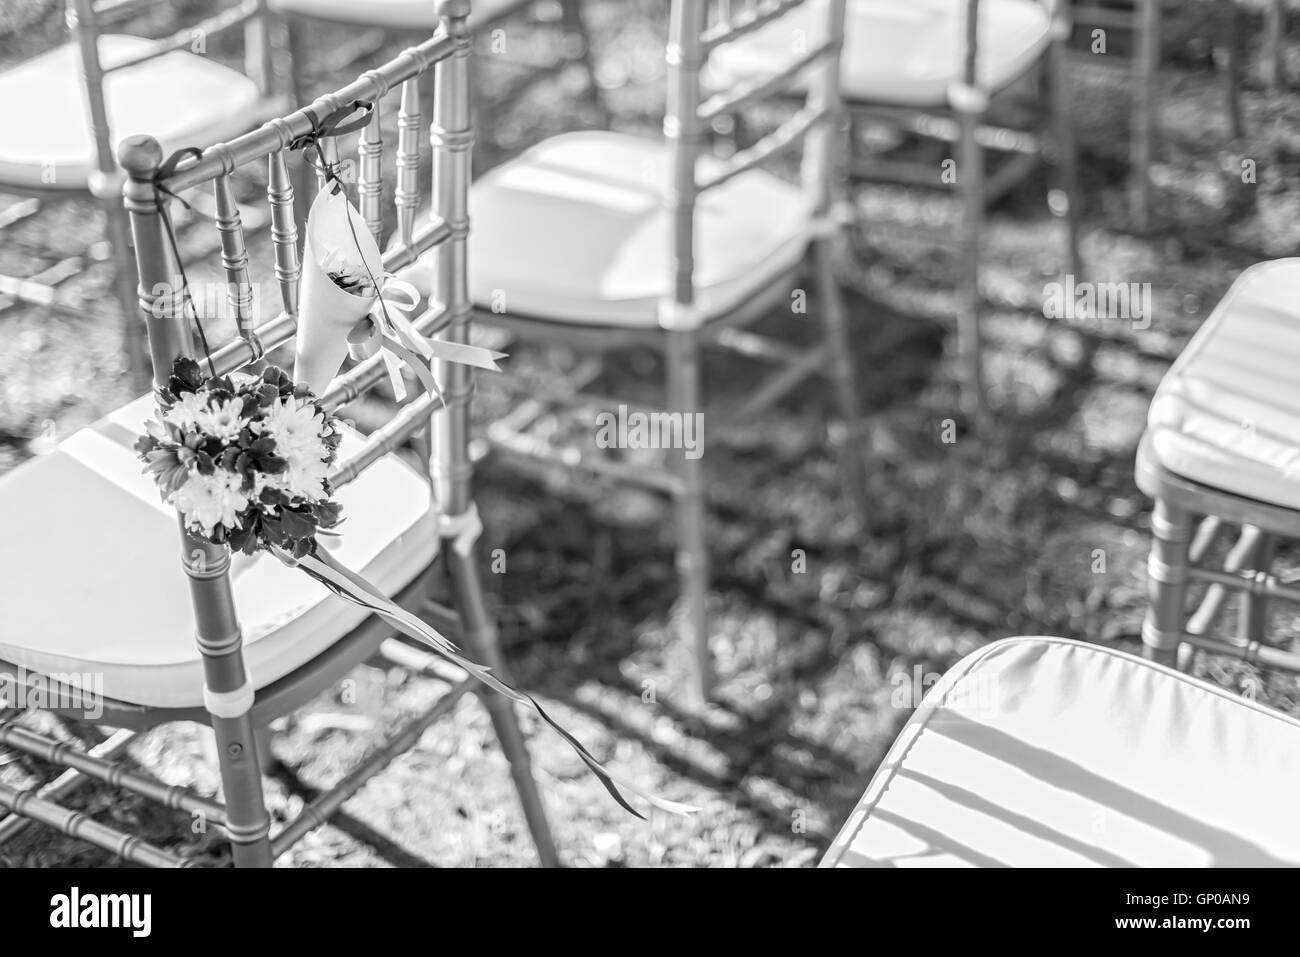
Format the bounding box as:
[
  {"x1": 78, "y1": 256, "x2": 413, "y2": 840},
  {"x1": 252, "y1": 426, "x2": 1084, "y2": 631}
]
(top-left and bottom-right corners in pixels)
[
  {"x1": 1215, "y1": 0, "x2": 1245, "y2": 140},
  {"x1": 1142, "y1": 498, "x2": 1194, "y2": 667},
  {"x1": 813, "y1": 237, "x2": 870, "y2": 530},
  {"x1": 101, "y1": 194, "x2": 150, "y2": 393},
  {"x1": 558, "y1": 0, "x2": 607, "y2": 126},
  {"x1": 1046, "y1": 27, "x2": 1082, "y2": 280},
  {"x1": 444, "y1": 542, "x2": 561, "y2": 867},
  {"x1": 1263, "y1": 0, "x2": 1287, "y2": 91},
  {"x1": 185, "y1": 543, "x2": 273, "y2": 867},
  {"x1": 212, "y1": 711, "x2": 274, "y2": 867},
  {"x1": 666, "y1": 328, "x2": 713, "y2": 702},
  {"x1": 1130, "y1": 0, "x2": 1161, "y2": 231},
  {"x1": 955, "y1": 105, "x2": 986, "y2": 422},
  {"x1": 283, "y1": 15, "x2": 315, "y2": 227},
  {"x1": 1237, "y1": 529, "x2": 1276, "y2": 644}
]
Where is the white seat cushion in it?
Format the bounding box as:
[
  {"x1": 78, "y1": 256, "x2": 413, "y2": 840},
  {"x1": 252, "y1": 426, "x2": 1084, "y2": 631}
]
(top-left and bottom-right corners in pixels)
[
  {"x1": 0, "y1": 395, "x2": 439, "y2": 710},
  {"x1": 0, "y1": 36, "x2": 263, "y2": 191},
  {"x1": 821, "y1": 636, "x2": 1300, "y2": 867},
  {"x1": 269, "y1": 0, "x2": 528, "y2": 29},
  {"x1": 400, "y1": 131, "x2": 814, "y2": 327},
  {"x1": 1147, "y1": 258, "x2": 1300, "y2": 509},
  {"x1": 708, "y1": 0, "x2": 1052, "y2": 108}
]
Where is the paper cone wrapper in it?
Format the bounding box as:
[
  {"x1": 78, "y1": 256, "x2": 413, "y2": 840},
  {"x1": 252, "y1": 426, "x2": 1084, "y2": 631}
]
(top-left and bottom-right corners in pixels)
[{"x1": 294, "y1": 184, "x2": 382, "y2": 395}]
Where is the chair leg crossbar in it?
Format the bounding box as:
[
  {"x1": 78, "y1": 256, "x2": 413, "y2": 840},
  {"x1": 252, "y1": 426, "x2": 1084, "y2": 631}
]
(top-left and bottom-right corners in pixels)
[
  {"x1": 0, "y1": 729, "x2": 135, "y2": 844},
  {"x1": 1144, "y1": 507, "x2": 1300, "y2": 673},
  {"x1": 0, "y1": 720, "x2": 220, "y2": 864},
  {"x1": 0, "y1": 647, "x2": 497, "y2": 865},
  {"x1": 0, "y1": 776, "x2": 193, "y2": 868},
  {"x1": 0, "y1": 722, "x2": 226, "y2": 825}
]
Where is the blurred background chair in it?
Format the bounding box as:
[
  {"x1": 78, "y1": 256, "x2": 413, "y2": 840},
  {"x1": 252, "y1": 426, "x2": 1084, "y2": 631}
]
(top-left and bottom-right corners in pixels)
[
  {"x1": 0, "y1": 2, "x2": 562, "y2": 867},
  {"x1": 821, "y1": 636, "x2": 1300, "y2": 866},
  {"x1": 271, "y1": 0, "x2": 607, "y2": 173},
  {"x1": 709, "y1": 0, "x2": 1081, "y2": 421},
  {"x1": 1136, "y1": 258, "x2": 1300, "y2": 676},
  {"x1": 0, "y1": 0, "x2": 289, "y2": 392},
  {"x1": 1070, "y1": 0, "x2": 1289, "y2": 231},
  {"x1": 401, "y1": 0, "x2": 867, "y2": 703}
]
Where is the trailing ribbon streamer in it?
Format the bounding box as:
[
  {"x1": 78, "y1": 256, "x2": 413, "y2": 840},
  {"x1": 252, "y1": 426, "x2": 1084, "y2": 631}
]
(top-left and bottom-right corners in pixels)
[{"x1": 270, "y1": 543, "x2": 699, "y2": 820}]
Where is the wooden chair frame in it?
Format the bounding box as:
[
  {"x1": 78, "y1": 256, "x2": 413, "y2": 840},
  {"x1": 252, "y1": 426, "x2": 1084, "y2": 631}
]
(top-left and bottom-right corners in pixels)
[
  {"x1": 1136, "y1": 433, "x2": 1300, "y2": 674},
  {"x1": 826, "y1": 0, "x2": 1080, "y2": 419},
  {"x1": 0, "y1": 0, "x2": 291, "y2": 393},
  {"x1": 476, "y1": 0, "x2": 867, "y2": 703},
  {"x1": 0, "y1": 0, "x2": 561, "y2": 867}
]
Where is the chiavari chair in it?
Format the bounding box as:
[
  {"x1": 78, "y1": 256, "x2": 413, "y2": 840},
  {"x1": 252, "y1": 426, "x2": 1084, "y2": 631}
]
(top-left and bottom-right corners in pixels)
[
  {"x1": 0, "y1": 0, "x2": 562, "y2": 867},
  {"x1": 820, "y1": 635, "x2": 1300, "y2": 866},
  {"x1": 707, "y1": 0, "x2": 1081, "y2": 420},
  {"x1": 1136, "y1": 258, "x2": 1300, "y2": 678},
  {"x1": 400, "y1": 0, "x2": 868, "y2": 703},
  {"x1": 0, "y1": 0, "x2": 290, "y2": 392}
]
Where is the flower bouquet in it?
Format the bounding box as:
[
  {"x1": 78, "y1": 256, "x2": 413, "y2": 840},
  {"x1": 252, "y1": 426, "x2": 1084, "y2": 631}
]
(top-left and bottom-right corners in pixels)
[
  {"x1": 136, "y1": 357, "x2": 690, "y2": 818},
  {"x1": 135, "y1": 358, "x2": 341, "y2": 558}
]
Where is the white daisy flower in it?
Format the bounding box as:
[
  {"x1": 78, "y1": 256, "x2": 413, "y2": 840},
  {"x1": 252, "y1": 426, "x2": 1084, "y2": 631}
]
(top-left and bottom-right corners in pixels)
[
  {"x1": 193, "y1": 397, "x2": 248, "y2": 442},
  {"x1": 281, "y1": 455, "x2": 331, "y2": 502},
  {"x1": 172, "y1": 469, "x2": 249, "y2": 538},
  {"x1": 260, "y1": 396, "x2": 329, "y2": 463},
  {"x1": 162, "y1": 392, "x2": 210, "y2": 432}
]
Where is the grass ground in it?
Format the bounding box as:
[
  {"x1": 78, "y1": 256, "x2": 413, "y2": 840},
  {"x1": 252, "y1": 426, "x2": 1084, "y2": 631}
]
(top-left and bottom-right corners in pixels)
[{"x1": 0, "y1": 0, "x2": 1298, "y2": 867}]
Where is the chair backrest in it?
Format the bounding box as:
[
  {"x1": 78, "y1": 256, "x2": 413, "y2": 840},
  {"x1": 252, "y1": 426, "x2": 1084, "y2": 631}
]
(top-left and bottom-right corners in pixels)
[
  {"x1": 68, "y1": 0, "x2": 279, "y2": 189},
  {"x1": 116, "y1": 0, "x2": 475, "y2": 630},
  {"x1": 661, "y1": 0, "x2": 848, "y2": 324}
]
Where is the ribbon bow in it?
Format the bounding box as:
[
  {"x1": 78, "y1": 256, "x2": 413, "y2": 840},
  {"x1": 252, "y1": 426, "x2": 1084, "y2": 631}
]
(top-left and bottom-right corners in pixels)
[{"x1": 346, "y1": 277, "x2": 506, "y2": 403}]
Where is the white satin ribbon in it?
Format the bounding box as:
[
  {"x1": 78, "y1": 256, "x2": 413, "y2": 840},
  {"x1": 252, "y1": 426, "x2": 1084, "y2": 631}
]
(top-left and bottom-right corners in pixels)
[{"x1": 349, "y1": 276, "x2": 506, "y2": 402}]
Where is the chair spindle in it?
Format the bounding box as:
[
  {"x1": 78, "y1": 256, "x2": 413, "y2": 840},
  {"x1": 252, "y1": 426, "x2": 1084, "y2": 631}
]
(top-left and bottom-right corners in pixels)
[
  {"x1": 213, "y1": 168, "x2": 255, "y2": 341},
  {"x1": 396, "y1": 78, "x2": 422, "y2": 249},
  {"x1": 359, "y1": 106, "x2": 385, "y2": 244},
  {"x1": 267, "y1": 147, "x2": 300, "y2": 317}
]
